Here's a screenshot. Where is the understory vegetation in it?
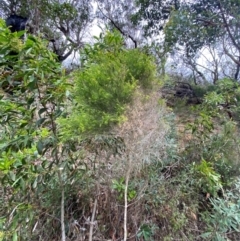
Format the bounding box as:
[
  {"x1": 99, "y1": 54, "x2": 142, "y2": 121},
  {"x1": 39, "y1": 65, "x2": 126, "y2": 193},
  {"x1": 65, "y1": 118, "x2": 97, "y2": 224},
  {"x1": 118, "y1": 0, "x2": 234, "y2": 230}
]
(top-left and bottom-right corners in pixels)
[{"x1": 1, "y1": 7, "x2": 240, "y2": 241}]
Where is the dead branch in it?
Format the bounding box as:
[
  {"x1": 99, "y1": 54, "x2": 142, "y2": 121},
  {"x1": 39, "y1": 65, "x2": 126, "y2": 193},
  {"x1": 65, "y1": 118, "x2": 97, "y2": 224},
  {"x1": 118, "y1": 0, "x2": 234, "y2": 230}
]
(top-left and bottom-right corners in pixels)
[{"x1": 89, "y1": 198, "x2": 98, "y2": 241}]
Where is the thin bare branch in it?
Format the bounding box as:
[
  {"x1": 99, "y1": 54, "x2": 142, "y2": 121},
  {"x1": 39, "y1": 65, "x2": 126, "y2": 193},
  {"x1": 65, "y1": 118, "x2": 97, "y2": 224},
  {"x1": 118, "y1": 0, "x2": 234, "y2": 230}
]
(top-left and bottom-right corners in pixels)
[
  {"x1": 89, "y1": 199, "x2": 98, "y2": 241},
  {"x1": 218, "y1": 0, "x2": 240, "y2": 51},
  {"x1": 124, "y1": 159, "x2": 131, "y2": 241},
  {"x1": 97, "y1": 3, "x2": 138, "y2": 48}
]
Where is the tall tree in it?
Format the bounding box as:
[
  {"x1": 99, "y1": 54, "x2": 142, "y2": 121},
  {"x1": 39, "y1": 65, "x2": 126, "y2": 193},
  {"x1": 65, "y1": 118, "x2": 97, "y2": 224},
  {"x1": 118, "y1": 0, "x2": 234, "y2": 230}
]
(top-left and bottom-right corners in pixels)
[
  {"x1": 133, "y1": 0, "x2": 180, "y2": 36},
  {"x1": 164, "y1": 0, "x2": 240, "y2": 81},
  {"x1": 0, "y1": 0, "x2": 94, "y2": 62},
  {"x1": 96, "y1": 0, "x2": 142, "y2": 48}
]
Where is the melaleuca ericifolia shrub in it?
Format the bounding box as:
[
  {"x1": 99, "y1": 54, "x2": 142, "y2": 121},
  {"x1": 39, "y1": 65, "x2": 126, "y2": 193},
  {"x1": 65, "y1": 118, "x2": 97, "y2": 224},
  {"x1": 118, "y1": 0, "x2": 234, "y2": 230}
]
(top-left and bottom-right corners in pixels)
[{"x1": 59, "y1": 30, "x2": 157, "y2": 138}]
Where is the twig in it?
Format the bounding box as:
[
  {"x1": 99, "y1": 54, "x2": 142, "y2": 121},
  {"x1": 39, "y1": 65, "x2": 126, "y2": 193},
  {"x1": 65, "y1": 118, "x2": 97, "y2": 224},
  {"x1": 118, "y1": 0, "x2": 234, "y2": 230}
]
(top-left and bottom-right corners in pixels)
[
  {"x1": 8, "y1": 203, "x2": 23, "y2": 226},
  {"x1": 60, "y1": 175, "x2": 66, "y2": 241},
  {"x1": 89, "y1": 198, "x2": 98, "y2": 241},
  {"x1": 124, "y1": 160, "x2": 131, "y2": 241},
  {"x1": 58, "y1": 168, "x2": 66, "y2": 241}
]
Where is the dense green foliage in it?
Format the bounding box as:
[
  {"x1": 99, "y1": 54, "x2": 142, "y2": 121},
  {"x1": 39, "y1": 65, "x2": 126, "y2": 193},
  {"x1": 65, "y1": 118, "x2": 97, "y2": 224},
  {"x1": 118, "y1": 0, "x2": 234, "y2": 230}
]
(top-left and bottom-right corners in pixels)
[
  {"x1": 0, "y1": 19, "x2": 69, "y2": 240},
  {"x1": 202, "y1": 179, "x2": 240, "y2": 240}
]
